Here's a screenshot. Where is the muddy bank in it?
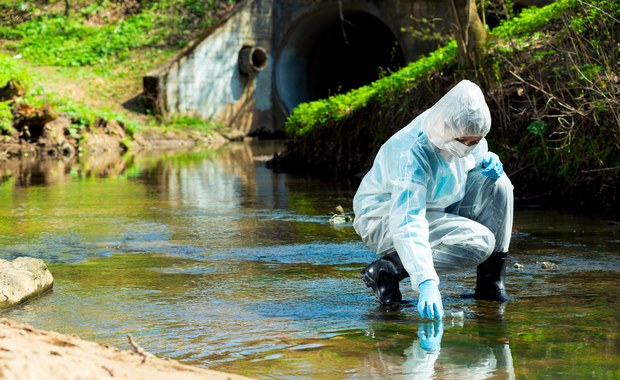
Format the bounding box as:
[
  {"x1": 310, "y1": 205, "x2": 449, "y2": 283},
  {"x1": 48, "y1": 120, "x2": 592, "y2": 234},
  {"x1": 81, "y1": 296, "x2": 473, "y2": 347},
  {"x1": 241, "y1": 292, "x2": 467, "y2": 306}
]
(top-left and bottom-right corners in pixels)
[
  {"x1": 0, "y1": 113, "x2": 230, "y2": 162},
  {"x1": 0, "y1": 318, "x2": 253, "y2": 380},
  {"x1": 0, "y1": 125, "x2": 241, "y2": 190}
]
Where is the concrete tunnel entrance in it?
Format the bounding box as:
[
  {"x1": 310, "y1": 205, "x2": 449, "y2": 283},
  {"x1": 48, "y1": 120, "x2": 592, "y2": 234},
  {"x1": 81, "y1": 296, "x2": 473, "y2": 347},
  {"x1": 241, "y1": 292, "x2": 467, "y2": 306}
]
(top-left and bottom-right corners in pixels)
[{"x1": 275, "y1": 9, "x2": 405, "y2": 114}]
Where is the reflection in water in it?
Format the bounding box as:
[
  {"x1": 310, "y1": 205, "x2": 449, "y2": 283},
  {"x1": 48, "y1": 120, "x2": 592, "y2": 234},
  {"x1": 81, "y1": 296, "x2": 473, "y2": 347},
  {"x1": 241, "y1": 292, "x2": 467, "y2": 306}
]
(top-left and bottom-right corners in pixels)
[
  {"x1": 0, "y1": 152, "x2": 129, "y2": 187},
  {"x1": 358, "y1": 302, "x2": 515, "y2": 379},
  {"x1": 417, "y1": 321, "x2": 443, "y2": 353},
  {"x1": 0, "y1": 141, "x2": 619, "y2": 379}
]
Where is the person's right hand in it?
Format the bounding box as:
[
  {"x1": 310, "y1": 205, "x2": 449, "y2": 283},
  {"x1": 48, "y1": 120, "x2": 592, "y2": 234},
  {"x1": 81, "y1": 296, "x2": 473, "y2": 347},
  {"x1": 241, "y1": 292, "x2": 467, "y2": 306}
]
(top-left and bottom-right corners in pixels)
[{"x1": 417, "y1": 279, "x2": 444, "y2": 321}]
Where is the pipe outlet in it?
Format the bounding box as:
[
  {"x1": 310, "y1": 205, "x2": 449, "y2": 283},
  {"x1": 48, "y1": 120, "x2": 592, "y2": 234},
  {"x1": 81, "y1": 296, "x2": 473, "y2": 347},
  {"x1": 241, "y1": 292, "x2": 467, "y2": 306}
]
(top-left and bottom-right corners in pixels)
[{"x1": 238, "y1": 46, "x2": 268, "y2": 74}]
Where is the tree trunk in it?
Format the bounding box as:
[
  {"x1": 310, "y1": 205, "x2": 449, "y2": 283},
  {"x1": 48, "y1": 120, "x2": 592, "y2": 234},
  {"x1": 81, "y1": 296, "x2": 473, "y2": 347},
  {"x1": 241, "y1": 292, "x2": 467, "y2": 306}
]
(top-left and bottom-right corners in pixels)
[
  {"x1": 449, "y1": 0, "x2": 489, "y2": 69},
  {"x1": 64, "y1": 0, "x2": 71, "y2": 17}
]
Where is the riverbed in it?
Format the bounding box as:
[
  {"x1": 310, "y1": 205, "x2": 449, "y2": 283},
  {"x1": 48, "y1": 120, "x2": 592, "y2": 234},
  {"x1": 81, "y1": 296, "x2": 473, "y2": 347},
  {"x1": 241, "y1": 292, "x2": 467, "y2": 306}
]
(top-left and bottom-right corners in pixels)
[{"x1": 1, "y1": 141, "x2": 618, "y2": 379}]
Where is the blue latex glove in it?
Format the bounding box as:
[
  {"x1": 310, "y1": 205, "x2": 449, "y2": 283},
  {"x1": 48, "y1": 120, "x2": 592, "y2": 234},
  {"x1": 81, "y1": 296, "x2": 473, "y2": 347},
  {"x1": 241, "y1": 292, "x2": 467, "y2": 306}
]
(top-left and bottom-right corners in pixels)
[
  {"x1": 482, "y1": 152, "x2": 504, "y2": 180},
  {"x1": 417, "y1": 279, "x2": 444, "y2": 321},
  {"x1": 418, "y1": 322, "x2": 444, "y2": 352}
]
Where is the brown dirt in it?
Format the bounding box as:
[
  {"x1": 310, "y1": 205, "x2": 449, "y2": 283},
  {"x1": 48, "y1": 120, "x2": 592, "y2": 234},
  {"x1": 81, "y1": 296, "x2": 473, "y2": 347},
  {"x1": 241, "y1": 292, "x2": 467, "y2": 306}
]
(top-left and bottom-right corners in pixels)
[{"x1": 0, "y1": 318, "x2": 254, "y2": 380}]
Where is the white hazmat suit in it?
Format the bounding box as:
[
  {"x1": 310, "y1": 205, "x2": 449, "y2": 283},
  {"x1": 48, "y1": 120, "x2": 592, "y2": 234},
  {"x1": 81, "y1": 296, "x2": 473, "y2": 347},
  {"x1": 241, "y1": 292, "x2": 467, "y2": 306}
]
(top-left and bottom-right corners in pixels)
[{"x1": 353, "y1": 80, "x2": 514, "y2": 300}]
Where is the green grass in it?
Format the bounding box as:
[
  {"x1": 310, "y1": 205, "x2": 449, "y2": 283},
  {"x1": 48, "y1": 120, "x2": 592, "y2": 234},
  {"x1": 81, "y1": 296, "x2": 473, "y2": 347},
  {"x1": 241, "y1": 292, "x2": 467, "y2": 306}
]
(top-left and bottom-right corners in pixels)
[{"x1": 163, "y1": 115, "x2": 224, "y2": 135}]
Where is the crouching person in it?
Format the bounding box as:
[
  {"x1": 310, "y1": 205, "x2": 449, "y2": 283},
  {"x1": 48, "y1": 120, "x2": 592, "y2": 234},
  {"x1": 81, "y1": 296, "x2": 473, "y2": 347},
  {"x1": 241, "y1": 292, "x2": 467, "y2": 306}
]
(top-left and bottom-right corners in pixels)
[{"x1": 353, "y1": 80, "x2": 514, "y2": 320}]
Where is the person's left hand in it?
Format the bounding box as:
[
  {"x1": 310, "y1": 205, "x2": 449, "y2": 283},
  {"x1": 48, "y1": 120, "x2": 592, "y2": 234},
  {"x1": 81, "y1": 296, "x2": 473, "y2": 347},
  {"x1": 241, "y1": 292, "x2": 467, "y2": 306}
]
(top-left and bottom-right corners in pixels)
[
  {"x1": 482, "y1": 152, "x2": 504, "y2": 180},
  {"x1": 418, "y1": 321, "x2": 444, "y2": 352}
]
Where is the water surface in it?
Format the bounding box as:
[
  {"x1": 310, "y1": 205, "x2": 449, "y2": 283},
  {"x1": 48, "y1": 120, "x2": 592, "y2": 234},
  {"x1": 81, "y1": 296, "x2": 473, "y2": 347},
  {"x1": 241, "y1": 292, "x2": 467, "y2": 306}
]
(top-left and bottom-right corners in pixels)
[{"x1": 1, "y1": 142, "x2": 618, "y2": 379}]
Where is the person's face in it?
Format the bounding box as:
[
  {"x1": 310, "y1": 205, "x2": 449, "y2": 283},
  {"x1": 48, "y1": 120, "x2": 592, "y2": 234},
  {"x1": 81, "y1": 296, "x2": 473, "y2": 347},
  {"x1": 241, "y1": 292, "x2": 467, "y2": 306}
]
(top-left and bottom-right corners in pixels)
[{"x1": 454, "y1": 136, "x2": 482, "y2": 146}]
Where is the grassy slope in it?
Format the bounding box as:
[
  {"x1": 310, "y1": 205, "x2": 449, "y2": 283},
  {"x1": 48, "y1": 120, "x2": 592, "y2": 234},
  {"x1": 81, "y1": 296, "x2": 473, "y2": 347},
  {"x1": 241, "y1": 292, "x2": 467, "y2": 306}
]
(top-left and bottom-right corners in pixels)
[{"x1": 0, "y1": 0, "x2": 238, "y2": 134}]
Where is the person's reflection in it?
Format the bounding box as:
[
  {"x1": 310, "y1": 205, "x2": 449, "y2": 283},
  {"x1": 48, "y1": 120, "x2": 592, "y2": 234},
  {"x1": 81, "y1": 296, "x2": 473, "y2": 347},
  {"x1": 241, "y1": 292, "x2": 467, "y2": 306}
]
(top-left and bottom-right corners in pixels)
[{"x1": 359, "y1": 303, "x2": 515, "y2": 379}]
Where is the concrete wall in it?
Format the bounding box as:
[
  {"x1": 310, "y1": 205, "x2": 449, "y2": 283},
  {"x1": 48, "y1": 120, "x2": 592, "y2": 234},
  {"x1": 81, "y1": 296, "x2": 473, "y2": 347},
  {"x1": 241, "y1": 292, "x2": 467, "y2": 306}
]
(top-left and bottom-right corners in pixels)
[
  {"x1": 144, "y1": 0, "x2": 451, "y2": 137},
  {"x1": 144, "y1": 0, "x2": 275, "y2": 135}
]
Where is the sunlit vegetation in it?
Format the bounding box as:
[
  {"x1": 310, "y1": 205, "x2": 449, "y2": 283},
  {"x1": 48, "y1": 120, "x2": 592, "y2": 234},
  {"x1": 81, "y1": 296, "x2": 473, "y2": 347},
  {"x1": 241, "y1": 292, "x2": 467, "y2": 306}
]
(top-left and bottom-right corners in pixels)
[{"x1": 0, "y1": 0, "x2": 240, "y2": 136}]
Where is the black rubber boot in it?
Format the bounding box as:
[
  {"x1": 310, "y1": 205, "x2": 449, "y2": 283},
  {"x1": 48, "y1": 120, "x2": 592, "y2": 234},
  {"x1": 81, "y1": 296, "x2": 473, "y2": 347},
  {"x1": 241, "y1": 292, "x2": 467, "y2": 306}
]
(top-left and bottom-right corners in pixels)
[
  {"x1": 361, "y1": 251, "x2": 409, "y2": 305},
  {"x1": 474, "y1": 251, "x2": 511, "y2": 302}
]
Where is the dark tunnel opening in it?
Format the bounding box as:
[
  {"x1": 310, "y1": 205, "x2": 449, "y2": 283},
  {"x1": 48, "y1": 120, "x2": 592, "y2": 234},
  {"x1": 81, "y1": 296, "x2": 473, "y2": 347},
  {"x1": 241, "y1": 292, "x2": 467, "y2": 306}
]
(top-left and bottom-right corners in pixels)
[
  {"x1": 275, "y1": 9, "x2": 405, "y2": 113},
  {"x1": 307, "y1": 12, "x2": 405, "y2": 100}
]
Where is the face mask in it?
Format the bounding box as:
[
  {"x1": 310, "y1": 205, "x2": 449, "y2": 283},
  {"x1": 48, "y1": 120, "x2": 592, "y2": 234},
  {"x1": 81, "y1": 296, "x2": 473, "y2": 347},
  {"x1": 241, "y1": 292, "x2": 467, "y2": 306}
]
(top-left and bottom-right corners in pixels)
[{"x1": 443, "y1": 140, "x2": 476, "y2": 158}]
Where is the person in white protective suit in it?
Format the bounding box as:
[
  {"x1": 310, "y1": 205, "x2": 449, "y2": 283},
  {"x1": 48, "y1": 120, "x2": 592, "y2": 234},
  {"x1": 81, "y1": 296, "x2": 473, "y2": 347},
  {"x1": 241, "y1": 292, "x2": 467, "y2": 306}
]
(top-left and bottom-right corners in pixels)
[{"x1": 352, "y1": 79, "x2": 514, "y2": 320}]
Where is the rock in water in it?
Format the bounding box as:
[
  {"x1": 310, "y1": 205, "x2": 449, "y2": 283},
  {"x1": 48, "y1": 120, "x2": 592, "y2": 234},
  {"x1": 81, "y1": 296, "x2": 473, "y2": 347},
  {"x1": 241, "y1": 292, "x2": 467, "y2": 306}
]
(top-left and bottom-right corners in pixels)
[{"x1": 0, "y1": 257, "x2": 54, "y2": 309}]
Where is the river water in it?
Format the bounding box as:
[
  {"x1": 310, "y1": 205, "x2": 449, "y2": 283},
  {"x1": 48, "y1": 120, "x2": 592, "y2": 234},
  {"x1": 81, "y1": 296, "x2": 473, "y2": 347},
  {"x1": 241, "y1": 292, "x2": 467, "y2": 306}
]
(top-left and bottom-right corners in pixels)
[{"x1": 1, "y1": 141, "x2": 618, "y2": 379}]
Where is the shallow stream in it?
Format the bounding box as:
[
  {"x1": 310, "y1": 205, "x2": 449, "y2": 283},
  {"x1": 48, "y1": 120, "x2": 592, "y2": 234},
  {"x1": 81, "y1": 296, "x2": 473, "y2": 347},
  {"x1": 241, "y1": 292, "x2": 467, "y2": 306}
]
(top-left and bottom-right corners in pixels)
[{"x1": 1, "y1": 141, "x2": 618, "y2": 379}]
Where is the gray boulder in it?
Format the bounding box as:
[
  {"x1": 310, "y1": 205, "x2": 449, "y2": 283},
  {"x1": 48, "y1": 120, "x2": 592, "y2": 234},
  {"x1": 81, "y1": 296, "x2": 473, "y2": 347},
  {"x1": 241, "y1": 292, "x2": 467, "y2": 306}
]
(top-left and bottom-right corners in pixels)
[{"x1": 0, "y1": 257, "x2": 54, "y2": 310}]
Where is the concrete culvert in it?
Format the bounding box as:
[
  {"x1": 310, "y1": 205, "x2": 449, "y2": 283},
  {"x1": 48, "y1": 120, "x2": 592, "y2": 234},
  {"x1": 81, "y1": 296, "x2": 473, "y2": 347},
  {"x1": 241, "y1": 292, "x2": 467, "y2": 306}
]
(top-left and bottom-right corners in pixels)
[{"x1": 276, "y1": 9, "x2": 405, "y2": 113}]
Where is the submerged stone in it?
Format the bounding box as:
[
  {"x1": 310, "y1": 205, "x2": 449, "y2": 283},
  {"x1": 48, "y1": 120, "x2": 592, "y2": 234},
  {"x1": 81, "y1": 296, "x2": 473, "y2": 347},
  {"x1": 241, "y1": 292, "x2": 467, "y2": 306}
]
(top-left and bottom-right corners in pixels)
[{"x1": 0, "y1": 257, "x2": 54, "y2": 310}]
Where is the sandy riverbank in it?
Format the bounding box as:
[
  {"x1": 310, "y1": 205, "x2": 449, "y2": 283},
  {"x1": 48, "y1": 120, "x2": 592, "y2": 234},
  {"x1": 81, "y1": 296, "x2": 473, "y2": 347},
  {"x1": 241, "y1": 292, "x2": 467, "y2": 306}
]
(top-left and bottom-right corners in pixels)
[{"x1": 0, "y1": 318, "x2": 253, "y2": 380}]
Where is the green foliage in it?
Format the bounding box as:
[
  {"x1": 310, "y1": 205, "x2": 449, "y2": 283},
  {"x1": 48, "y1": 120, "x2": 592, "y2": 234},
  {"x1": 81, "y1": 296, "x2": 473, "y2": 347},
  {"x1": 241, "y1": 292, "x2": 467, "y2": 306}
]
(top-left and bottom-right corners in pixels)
[
  {"x1": 400, "y1": 16, "x2": 451, "y2": 46},
  {"x1": 164, "y1": 115, "x2": 222, "y2": 135},
  {"x1": 285, "y1": 41, "x2": 458, "y2": 136},
  {"x1": 0, "y1": 53, "x2": 31, "y2": 90},
  {"x1": 0, "y1": 53, "x2": 33, "y2": 134},
  {"x1": 48, "y1": 95, "x2": 97, "y2": 128},
  {"x1": 0, "y1": 12, "x2": 158, "y2": 67},
  {"x1": 492, "y1": 0, "x2": 573, "y2": 39},
  {"x1": 0, "y1": 0, "x2": 241, "y2": 59},
  {"x1": 0, "y1": 1, "x2": 243, "y2": 143},
  {"x1": 527, "y1": 119, "x2": 548, "y2": 137},
  {"x1": 489, "y1": 0, "x2": 619, "y2": 214},
  {"x1": 526, "y1": 119, "x2": 549, "y2": 156},
  {"x1": 0, "y1": 101, "x2": 13, "y2": 134}
]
